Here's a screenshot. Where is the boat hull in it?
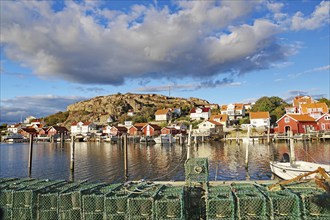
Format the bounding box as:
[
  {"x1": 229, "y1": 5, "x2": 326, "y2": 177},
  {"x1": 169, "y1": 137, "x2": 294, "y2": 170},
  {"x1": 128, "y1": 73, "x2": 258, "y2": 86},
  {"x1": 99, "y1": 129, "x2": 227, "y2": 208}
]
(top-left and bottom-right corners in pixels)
[{"x1": 270, "y1": 161, "x2": 330, "y2": 180}]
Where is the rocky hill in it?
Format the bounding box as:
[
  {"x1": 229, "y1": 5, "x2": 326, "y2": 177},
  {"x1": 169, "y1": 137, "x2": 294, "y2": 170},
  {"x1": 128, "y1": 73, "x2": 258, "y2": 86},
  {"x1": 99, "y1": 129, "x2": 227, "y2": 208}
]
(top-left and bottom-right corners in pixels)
[{"x1": 63, "y1": 93, "x2": 210, "y2": 125}]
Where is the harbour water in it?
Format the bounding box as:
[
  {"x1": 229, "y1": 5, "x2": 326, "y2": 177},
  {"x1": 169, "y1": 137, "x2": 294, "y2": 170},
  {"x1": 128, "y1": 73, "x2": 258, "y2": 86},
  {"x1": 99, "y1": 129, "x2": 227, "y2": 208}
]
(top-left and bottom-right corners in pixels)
[{"x1": 1, "y1": 141, "x2": 329, "y2": 183}]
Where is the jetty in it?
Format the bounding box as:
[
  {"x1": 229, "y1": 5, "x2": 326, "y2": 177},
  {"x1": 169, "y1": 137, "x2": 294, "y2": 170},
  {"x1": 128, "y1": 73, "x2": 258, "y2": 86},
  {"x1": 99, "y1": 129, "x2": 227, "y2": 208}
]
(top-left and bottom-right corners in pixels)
[{"x1": 1, "y1": 158, "x2": 329, "y2": 220}]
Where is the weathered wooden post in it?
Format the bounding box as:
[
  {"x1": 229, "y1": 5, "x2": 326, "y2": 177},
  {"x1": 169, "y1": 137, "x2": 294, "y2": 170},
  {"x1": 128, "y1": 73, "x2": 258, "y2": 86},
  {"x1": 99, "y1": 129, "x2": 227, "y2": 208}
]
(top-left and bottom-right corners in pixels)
[
  {"x1": 187, "y1": 125, "x2": 192, "y2": 159},
  {"x1": 60, "y1": 133, "x2": 64, "y2": 148},
  {"x1": 123, "y1": 134, "x2": 128, "y2": 181},
  {"x1": 267, "y1": 126, "x2": 270, "y2": 145},
  {"x1": 245, "y1": 143, "x2": 250, "y2": 180},
  {"x1": 289, "y1": 130, "x2": 295, "y2": 164},
  {"x1": 70, "y1": 135, "x2": 75, "y2": 171},
  {"x1": 28, "y1": 134, "x2": 34, "y2": 177}
]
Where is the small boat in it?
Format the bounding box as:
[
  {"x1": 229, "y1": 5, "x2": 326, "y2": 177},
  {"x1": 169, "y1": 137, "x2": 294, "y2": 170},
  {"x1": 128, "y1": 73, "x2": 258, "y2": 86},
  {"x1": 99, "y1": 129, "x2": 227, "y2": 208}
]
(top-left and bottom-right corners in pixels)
[
  {"x1": 154, "y1": 134, "x2": 176, "y2": 144},
  {"x1": 140, "y1": 136, "x2": 155, "y2": 144},
  {"x1": 270, "y1": 155, "x2": 330, "y2": 180},
  {"x1": 270, "y1": 131, "x2": 330, "y2": 180}
]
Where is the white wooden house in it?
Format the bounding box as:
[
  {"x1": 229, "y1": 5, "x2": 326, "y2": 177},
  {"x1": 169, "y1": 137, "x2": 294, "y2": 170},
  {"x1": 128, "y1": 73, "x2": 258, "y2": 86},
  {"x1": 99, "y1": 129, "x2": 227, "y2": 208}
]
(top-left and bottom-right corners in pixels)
[
  {"x1": 155, "y1": 109, "x2": 172, "y2": 121},
  {"x1": 190, "y1": 107, "x2": 211, "y2": 120},
  {"x1": 197, "y1": 120, "x2": 223, "y2": 134},
  {"x1": 249, "y1": 112, "x2": 270, "y2": 128}
]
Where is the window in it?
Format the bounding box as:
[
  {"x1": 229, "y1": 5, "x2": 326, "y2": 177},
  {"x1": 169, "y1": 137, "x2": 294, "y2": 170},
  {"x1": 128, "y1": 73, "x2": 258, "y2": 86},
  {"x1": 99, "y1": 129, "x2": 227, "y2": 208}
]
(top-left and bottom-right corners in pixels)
[
  {"x1": 284, "y1": 117, "x2": 290, "y2": 123},
  {"x1": 325, "y1": 116, "x2": 330, "y2": 120},
  {"x1": 322, "y1": 124, "x2": 325, "y2": 130}
]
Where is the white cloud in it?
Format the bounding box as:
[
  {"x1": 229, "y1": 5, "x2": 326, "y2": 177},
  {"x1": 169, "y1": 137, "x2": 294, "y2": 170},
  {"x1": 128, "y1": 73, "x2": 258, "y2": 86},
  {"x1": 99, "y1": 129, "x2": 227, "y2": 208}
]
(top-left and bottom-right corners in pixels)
[
  {"x1": 288, "y1": 65, "x2": 330, "y2": 78},
  {"x1": 0, "y1": 95, "x2": 85, "y2": 123},
  {"x1": 291, "y1": 1, "x2": 330, "y2": 30},
  {"x1": 0, "y1": 0, "x2": 328, "y2": 86}
]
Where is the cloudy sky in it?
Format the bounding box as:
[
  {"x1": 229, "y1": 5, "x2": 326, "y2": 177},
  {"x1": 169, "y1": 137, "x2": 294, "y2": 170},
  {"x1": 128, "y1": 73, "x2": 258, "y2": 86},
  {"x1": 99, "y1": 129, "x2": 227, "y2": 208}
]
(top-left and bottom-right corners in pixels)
[{"x1": 1, "y1": 0, "x2": 329, "y2": 123}]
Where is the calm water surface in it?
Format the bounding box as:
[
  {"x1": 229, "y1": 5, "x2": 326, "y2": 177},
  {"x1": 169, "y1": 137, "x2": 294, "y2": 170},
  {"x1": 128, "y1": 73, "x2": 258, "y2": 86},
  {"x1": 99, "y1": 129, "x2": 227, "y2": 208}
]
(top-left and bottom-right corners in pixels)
[{"x1": 1, "y1": 141, "x2": 329, "y2": 183}]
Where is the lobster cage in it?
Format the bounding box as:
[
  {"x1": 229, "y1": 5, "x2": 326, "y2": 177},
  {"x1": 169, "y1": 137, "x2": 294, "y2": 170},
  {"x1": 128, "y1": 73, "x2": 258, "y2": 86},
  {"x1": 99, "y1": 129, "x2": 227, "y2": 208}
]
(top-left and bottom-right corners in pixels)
[
  {"x1": 155, "y1": 186, "x2": 185, "y2": 220},
  {"x1": 184, "y1": 158, "x2": 209, "y2": 185},
  {"x1": 289, "y1": 188, "x2": 330, "y2": 219},
  {"x1": 38, "y1": 182, "x2": 85, "y2": 220},
  {"x1": 261, "y1": 189, "x2": 301, "y2": 220},
  {"x1": 206, "y1": 185, "x2": 234, "y2": 220},
  {"x1": 58, "y1": 182, "x2": 105, "y2": 220},
  {"x1": 127, "y1": 184, "x2": 164, "y2": 219},
  {"x1": 232, "y1": 186, "x2": 267, "y2": 220},
  {"x1": 81, "y1": 183, "x2": 122, "y2": 220},
  {"x1": 104, "y1": 182, "x2": 149, "y2": 219},
  {"x1": 0, "y1": 178, "x2": 57, "y2": 220}
]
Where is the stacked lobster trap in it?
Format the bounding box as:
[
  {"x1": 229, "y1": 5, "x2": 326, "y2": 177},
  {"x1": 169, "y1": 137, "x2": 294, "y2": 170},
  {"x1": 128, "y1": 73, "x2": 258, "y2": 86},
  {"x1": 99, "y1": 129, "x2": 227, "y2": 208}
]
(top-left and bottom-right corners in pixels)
[{"x1": 0, "y1": 157, "x2": 329, "y2": 220}]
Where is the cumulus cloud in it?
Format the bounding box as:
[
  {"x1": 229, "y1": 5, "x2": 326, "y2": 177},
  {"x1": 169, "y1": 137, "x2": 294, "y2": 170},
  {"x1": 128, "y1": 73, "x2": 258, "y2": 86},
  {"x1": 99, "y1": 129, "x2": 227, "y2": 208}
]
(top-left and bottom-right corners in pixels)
[
  {"x1": 1, "y1": 0, "x2": 290, "y2": 86},
  {"x1": 0, "y1": 95, "x2": 85, "y2": 123},
  {"x1": 136, "y1": 78, "x2": 241, "y2": 93},
  {"x1": 291, "y1": 1, "x2": 330, "y2": 30},
  {"x1": 1, "y1": 1, "x2": 328, "y2": 86},
  {"x1": 284, "y1": 90, "x2": 327, "y2": 103}
]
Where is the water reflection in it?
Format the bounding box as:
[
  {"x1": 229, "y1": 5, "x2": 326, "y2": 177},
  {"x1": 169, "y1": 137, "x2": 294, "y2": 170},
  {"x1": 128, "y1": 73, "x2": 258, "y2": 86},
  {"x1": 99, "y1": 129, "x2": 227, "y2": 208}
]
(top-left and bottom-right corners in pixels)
[{"x1": 1, "y1": 141, "x2": 329, "y2": 183}]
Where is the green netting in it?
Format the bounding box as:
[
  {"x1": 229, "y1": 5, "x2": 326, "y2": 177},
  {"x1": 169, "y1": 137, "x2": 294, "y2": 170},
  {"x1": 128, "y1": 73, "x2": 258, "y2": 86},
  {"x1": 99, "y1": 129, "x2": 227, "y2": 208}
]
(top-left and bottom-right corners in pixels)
[
  {"x1": 104, "y1": 182, "x2": 146, "y2": 219},
  {"x1": 11, "y1": 207, "x2": 35, "y2": 220},
  {"x1": 1, "y1": 207, "x2": 12, "y2": 220},
  {"x1": 207, "y1": 186, "x2": 234, "y2": 219},
  {"x1": 233, "y1": 190, "x2": 267, "y2": 219},
  {"x1": 127, "y1": 184, "x2": 163, "y2": 219},
  {"x1": 155, "y1": 186, "x2": 184, "y2": 219},
  {"x1": 38, "y1": 210, "x2": 58, "y2": 220},
  {"x1": 82, "y1": 183, "x2": 122, "y2": 218},
  {"x1": 231, "y1": 183, "x2": 259, "y2": 193},
  {"x1": 12, "y1": 180, "x2": 65, "y2": 208},
  {"x1": 185, "y1": 158, "x2": 209, "y2": 184},
  {"x1": 58, "y1": 209, "x2": 81, "y2": 220},
  {"x1": 58, "y1": 183, "x2": 105, "y2": 220},
  {"x1": 262, "y1": 189, "x2": 301, "y2": 219},
  {"x1": 0, "y1": 179, "x2": 44, "y2": 209},
  {"x1": 296, "y1": 189, "x2": 330, "y2": 218}
]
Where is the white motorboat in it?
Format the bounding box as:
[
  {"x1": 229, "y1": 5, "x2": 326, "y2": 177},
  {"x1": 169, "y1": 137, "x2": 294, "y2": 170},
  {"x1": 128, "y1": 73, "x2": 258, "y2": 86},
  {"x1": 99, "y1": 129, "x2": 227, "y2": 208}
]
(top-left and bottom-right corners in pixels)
[
  {"x1": 154, "y1": 134, "x2": 176, "y2": 144},
  {"x1": 270, "y1": 158, "x2": 330, "y2": 180},
  {"x1": 270, "y1": 131, "x2": 330, "y2": 180}
]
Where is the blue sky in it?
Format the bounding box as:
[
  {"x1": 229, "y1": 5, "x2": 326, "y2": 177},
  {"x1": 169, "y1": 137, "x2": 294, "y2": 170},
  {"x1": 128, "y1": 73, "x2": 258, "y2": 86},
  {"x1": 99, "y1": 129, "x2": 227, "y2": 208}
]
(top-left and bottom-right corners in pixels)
[{"x1": 1, "y1": 0, "x2": 329, "y2": 123}]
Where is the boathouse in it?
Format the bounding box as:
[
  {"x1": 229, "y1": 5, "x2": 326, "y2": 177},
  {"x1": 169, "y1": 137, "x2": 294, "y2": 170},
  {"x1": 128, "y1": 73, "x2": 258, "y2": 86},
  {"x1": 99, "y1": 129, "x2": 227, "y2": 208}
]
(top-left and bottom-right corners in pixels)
[{"x1": 276, "y1": 114, "x2": 317, "y2": 134}]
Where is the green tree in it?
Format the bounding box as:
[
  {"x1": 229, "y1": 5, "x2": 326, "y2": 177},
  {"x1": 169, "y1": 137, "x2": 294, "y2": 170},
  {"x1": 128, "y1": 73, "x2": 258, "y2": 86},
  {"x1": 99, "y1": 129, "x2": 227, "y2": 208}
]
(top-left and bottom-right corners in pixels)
[
  {"x1": 318, "y1": 97, "x2": 330, "y2": 108},
  {"x1": 251, "y1": 96, "x2": 289, "y2": 125}
]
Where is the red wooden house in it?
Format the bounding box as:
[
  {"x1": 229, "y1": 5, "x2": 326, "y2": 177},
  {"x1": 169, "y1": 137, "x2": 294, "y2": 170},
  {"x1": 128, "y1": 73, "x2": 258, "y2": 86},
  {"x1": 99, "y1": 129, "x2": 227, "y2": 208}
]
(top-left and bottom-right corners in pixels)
[
  {"x1": 316, "y1": 113, "x2": 330, "y2": 131},
  {"x1": 161, "y1": 127, "x2": 182, "y2": 135},
  {"x1": 47, "y1": 126, "x2": 69, "y2": 137},
  {"x1": 110, "y1": 126, "x2": 128, "y2": 136},
  {"x1": 128, "y1": 123, "x2": 147, "y2": 136},
  {"x1": 19, "y1": 127, "x2": 38, "y2": 137},
  {"x1": 141, "y1": 123, "x2": 161, "y2": 136},
  {"x1": 276, "y1": 114, "x2": 317, "y2": 134}
]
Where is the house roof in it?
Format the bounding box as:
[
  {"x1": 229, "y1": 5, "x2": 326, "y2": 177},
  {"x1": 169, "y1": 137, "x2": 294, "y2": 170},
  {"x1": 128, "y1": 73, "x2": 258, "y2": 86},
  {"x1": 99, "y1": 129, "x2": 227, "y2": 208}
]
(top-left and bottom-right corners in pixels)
[
  {"x1": 300, "y1": 102, "x2": 328, "y2": 114},
  {"x1": 47, "y1": 126, "x2": 69, "y2": 132},
  {"x1": 190, "y1": 107, "x2": 210, "y2": 113},
  {"x1": 113, "y1": 126, "x2": 128, "y2": 132},
  {"x1": 250, "y1": 112, "x2": 270, "y2": 119},
  {"x1": 220, "y1": 103, "x2": 244, "y2": 111},
  {"x1": 83, "y1": 122, "x2": 93, "y2": 126},
  {"x1": 208, "y1": 120, "x2": 223, "y2": 126},
  {"x1": 210, "y1": 114, "x2": 228, "y2": 122},
  {"x1": 142, "y1": 123, "x2": 161, "y2": 130},
  {"x1": 155, "y1": 108, "x2": 171, "y2": 115},
  {"x1": 133, "y1": 123, "x2": 148, "y2": 129},
  {"x1": 293, "y1": 96, "x2": 314, "y2": 107},
  {"x1": 287, "y1": 114, "x2": 315, "y2": 122},
  {"x1": 316, "y1": 113, "x2": 330, "y2": 121}
]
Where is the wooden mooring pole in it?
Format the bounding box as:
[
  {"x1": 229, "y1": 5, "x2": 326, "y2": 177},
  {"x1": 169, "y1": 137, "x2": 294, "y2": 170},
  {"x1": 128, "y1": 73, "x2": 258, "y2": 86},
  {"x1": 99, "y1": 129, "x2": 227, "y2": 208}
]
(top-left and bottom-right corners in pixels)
[
  {"x1": 70, "y1": 135, "x2": 75, "y2": 171},
  {"x1": 123, "y1": 134, "x2": 128, "y2": 181},
  {"x1": 28, "y1": 134, "x2": 34, "y2": 177}
]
